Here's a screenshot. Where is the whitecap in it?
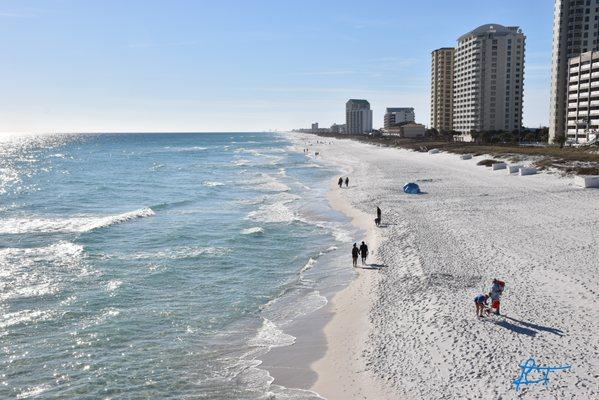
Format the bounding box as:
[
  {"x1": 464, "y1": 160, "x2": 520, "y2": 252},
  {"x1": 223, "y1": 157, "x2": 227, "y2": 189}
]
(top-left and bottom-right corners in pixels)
[
  {"x1": 203, "y1": 181, "x2": 225, "y2": 187},
  {"x1": 247, "y1": 202, "x2": 297, "y2": 224},
  {"x1": 0, "y1": 207, "x2": 155, "y2": 234},
  {"x1": 232, "y1": 159, "x2": 251, "y2": 166},
  {"x1": 299, "y1": 258, "x2": 317, "y2": 274},
  {"x1": 241, "y1": 227, "x2": 264, "y2": 235}
]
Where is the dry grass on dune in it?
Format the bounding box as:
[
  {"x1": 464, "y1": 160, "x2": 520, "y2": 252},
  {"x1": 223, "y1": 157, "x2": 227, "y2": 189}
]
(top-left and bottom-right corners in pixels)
[{"x1": 308, "y1": 132, "x2": 599, "y2": 175}]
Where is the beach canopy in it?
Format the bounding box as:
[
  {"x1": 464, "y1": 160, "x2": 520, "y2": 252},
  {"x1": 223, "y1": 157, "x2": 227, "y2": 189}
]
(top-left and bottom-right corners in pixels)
[{"x1": 403, "y1": 182, "x2": 421, "y2": 194}]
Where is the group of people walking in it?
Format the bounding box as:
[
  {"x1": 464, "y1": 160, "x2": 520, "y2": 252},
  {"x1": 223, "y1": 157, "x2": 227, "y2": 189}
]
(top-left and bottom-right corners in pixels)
[
  {"x1": 338, "y1": 177, "x2": 349, "y2": 188},
  {"x1": 351, "y1": 241, "x2": 369, "y2": 268}
]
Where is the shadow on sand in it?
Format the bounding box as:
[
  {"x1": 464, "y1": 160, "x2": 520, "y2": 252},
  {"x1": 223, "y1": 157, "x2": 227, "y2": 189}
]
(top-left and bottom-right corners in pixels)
[
  {"x1": 503, "y1": 316, "x2": 565, "y2": 336},
  {"x1": 492, "y1": 316, "x2": 565, "y2": 337},
  {"x1": 360, "y1": 263, "x2": 388, "y2": 270}
]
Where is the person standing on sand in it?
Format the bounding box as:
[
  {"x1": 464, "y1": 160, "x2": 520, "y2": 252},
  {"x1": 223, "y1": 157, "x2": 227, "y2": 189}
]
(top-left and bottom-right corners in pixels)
[
  {"x1": 376, "y1": 206, "x2": 382, "y2": 226},
  {"x1": 338, "y1": 177, "x2": 343, "y2": 188},
  {"x1": 351, "y1": 243, "x2": 359, "y2": 268},
  {"x1": 345, "y1": 177, "x2": 349, "y2": 187},
  {"x1": 359, "y1": 241, "x2": 368, "y2": 265}
]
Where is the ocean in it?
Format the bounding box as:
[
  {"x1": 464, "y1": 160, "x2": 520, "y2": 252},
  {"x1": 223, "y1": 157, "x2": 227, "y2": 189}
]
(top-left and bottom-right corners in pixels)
[{"x1": 0, "y1": 132, "x2": 356, "y2": 399}]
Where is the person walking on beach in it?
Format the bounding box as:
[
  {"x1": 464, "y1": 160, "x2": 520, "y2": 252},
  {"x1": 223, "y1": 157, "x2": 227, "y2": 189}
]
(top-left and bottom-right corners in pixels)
[
  {"x1": 345, "y1": 177, "x2": 349, "y2": 187},
  {"x1": 359, "y1": 241, "x2": 368, "y2": 265},
  {"x1": 376, "y1": 206, "x2": 382, "y2": 226},
  {"x1": 338, "y1": 177, "x2": 343, "y2": 188},
  {"x1": 474, "y1": 293, "x2": 490, "y2": 317},
  {"x1": 351, "y1": 243, "x2": 359, "y2": 268}
]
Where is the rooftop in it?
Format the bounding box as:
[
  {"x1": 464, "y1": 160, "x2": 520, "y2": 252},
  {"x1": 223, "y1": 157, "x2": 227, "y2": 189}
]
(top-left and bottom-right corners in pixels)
[
  {"x1": 458, "y1": 24, "x2": 522, "y2": 41},
  {"x1": 386, "y1": 107, "x2": 414, "y2": 113}
]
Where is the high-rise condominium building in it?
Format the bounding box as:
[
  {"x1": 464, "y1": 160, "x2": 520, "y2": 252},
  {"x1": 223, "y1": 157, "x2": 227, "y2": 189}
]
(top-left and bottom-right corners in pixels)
[
  {"x1": 453, "y1": 24, "x2": 525, "y2": 134},
  {"x1": 549, "y1": 0, "x2": 599, "y2": 143},
  {"x1": 384, "y1": 107, "x2": 415, "y2": 129},
  {"x1": 565, "y1": 50, "x2": 599, "y2": 143},
  {"x1": 345, "y1": 99, "x2": 373, "y2": 134},
  {"x1": 430, "y1": 47, "x2": 455, "y2": 132}
]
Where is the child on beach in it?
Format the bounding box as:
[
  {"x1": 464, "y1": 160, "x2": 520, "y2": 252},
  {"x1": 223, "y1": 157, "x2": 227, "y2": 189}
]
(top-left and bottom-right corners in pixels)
[{"x1": 474, "y1": 293, "x2": 490, "y2": 317}]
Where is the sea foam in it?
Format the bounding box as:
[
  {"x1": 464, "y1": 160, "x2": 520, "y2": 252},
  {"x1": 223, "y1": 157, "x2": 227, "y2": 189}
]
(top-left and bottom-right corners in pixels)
[
  {"x1": 241, "y1": 227, "x2": 264, "y2": 235},
  {"x1": 248, "y1": 318, "x2": 295, "y2": 348},
  {"x1": 0, "y1": 207, "x2": 155, "y2": 234}
]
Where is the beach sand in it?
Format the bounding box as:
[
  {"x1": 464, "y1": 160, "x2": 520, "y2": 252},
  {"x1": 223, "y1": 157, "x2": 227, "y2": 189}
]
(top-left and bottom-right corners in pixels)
[{"x1": 291, "y1": 133, "x2": 598, "y2": 399}]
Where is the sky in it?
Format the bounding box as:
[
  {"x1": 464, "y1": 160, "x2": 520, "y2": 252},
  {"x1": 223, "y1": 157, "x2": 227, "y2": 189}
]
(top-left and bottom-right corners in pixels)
[{"x1": 0, "y1": 0, "x2": 554, "y2": 133}]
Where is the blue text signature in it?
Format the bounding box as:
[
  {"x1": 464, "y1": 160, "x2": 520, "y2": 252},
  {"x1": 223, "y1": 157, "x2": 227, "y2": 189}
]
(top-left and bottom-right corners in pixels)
[{"x1": 513, "y1": 357, "x2": 571, "y2": 391}]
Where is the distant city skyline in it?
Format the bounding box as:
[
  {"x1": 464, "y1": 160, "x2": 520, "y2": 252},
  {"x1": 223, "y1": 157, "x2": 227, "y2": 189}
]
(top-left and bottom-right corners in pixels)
[{"x1": 1, "y1": 0, "x2": 552, "y2": 134}]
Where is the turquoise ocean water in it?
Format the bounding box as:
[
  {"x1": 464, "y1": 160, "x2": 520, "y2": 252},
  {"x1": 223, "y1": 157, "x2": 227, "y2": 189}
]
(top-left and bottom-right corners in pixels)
[{"x1": 0, "y1": 133, "x2": 355, "y2": 399}]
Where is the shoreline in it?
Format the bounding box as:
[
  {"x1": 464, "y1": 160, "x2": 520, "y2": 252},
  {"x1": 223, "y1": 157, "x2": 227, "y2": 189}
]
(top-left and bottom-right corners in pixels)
[
  {"x1": 290, "y1": 133, "x2": 397, "y2": 399},
  {"x1": 308, "y1": 169, "x2": 395, "y2": 399}
]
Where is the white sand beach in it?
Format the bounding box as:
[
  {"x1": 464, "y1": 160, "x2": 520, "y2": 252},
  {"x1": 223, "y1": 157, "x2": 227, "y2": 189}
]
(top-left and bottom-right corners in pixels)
[{"x1": 294, "y1": 133, "x2": 599, "y2": 399}]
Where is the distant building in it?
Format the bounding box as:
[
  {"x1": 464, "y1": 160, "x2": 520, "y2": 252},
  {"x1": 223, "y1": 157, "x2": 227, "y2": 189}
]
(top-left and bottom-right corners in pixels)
[
  {"x1": 346, "y1": 99, "x2": 373, "y2": 134},
  {"x1": 565, "y1": 51, "x2": 599, "y2": 143},
  {"x1": 385, "y1": 122, "x2": 426, "y2": 138},
  {"x1": 384, "y1": 108, "x2": 415, "y2": 129},
  {"x1": 311, "y1": 122, "x2": 319, "y2": 130},
  {"x1": 550, "y1": 0, "x2": 599, "y2": 143},
  {"x1": 430, "y1": 47, "x2": 455, "y2": 132},
  {"x1": 330, "y1": 123, "x2": 346, "y2": 134},
  {"x1": 453, "y1": 24, "x2": 525, "y2": 135}
]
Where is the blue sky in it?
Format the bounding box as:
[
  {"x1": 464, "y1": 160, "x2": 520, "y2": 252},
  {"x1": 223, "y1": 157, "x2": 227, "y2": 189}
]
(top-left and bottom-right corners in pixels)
[{"x1": 0, "y1": 0, "x2": 553, "y2": 133}]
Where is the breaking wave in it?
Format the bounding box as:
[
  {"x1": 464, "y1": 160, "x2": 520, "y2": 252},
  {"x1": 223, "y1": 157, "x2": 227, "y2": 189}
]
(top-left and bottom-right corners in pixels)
[{"x1": 0, "y1": 207, "x2": 155, "y2": 234}]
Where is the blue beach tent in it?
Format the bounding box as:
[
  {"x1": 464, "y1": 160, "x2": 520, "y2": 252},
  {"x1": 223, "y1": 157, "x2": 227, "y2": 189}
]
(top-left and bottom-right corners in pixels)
[{"x1": 403, "y1": 182, "x2": 421, "y2": 194}]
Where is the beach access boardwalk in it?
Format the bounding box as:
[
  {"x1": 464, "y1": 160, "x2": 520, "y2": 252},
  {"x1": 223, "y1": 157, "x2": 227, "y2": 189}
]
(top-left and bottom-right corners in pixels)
[{"x1": 300, "y1": 134, "x2": 599, "y2": 400}]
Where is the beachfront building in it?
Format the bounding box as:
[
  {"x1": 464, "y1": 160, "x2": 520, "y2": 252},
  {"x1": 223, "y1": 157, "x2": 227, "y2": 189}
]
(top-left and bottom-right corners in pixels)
[
  {"x1": 330, "y1": 123, "x2": 346, "y2": 134},
  {"x1": 550, "y1": 0, "x2": 599, "y2": 143},
  {"x1": 385, "y1": 122, "x2": 426, "y2": 138},
  {"x1": 453, "y1": 24, "x2": 525, "y2": 137},
  {"x1": 565, "y1": 51, "x2": 599, "y2": 143},
  {"x1": 311, "y1": 122, "x2": 319, "y2": 130},
  {"x1": 430, "y1": 47, "x2": 455, "y2": 132},
  {"x1": 384, "y1": 107, "x2": 415, "y2": 129},
  {"x1": 345, "y1": 99, "x2": 373, "y2": 134}
]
